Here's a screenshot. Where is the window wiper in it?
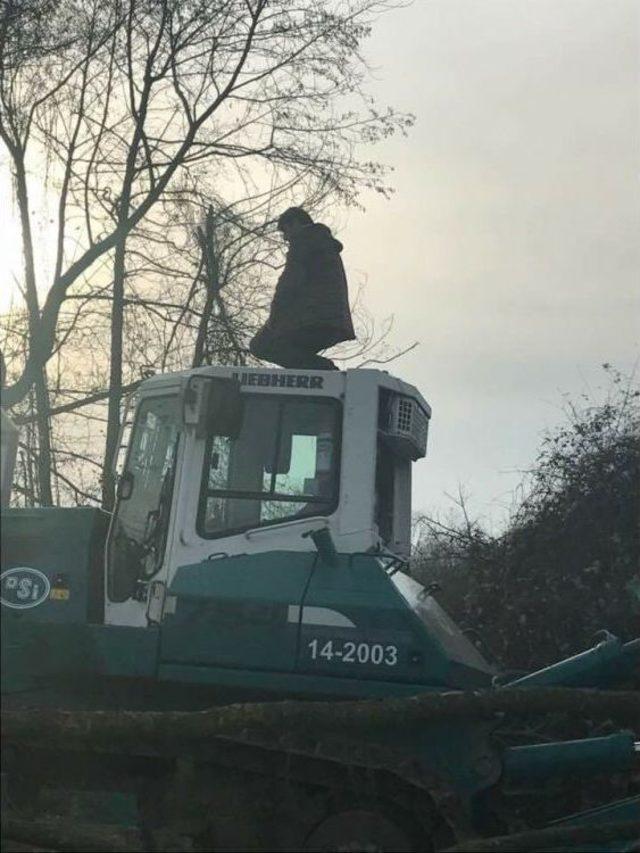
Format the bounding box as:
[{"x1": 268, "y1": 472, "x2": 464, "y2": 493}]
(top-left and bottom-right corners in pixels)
[{"x1": 370, "y1": 545, "x2": 409, "y2": 576}]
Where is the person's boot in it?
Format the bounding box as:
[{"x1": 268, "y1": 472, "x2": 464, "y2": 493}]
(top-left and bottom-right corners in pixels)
[{"x1": 306, "y1": 354, "x2": 338, "y2": 370}]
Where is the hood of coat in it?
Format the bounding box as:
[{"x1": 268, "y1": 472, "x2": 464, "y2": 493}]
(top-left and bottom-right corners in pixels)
[{"x1": 290, "y1": 222, "x2": 343, "y2": 254}]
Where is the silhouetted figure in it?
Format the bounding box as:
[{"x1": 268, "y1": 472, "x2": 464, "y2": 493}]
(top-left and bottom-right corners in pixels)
[{"x1": 250, "y1": 208, "x2": 355, "y2": 370}]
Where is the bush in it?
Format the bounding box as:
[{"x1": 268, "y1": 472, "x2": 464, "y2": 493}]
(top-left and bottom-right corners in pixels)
[{"x1": 413, "y1": 366, "x2": 640, "y2": 671}]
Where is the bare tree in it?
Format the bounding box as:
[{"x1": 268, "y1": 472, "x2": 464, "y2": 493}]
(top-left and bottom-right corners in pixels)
[{"x1": 1, "y1": 0, "x2": 414, "y2": 507}]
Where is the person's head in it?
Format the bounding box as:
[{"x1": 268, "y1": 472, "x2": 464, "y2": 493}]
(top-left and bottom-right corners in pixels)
[{"x1": 277, "y1": 207, "x2": 313, "y2": 243}]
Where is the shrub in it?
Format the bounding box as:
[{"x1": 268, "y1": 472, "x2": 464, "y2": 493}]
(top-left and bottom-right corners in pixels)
[{"x1": 413, "y1": 366, "x2": 640, "y2": 671}]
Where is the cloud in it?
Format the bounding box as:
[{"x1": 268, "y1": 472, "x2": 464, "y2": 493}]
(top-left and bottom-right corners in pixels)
[{"x1": 342, "y1": 0, "x2": 639, "y2": 525}]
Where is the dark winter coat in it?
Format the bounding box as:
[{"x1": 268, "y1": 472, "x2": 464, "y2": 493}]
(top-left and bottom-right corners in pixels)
[{"x1": 267, "y1": 223, "x2": 355, "y2": 346}]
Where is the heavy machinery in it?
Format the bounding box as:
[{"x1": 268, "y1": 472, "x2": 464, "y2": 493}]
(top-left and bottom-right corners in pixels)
[{"x1": 1, "y1": 365, "x2": 638, "y2": 851}]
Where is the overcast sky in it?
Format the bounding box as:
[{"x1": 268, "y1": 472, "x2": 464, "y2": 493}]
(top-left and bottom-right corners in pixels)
[
  {"x1": 336, "y1": 0, "x2": 639, "y2": 529},
  {"x1": 1, "y1": 1, "x2": 637, "y2": 527}
]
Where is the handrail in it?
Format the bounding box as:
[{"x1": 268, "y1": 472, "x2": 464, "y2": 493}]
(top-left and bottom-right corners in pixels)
[{"x1": 244, "y1": 515, "x2": 329, "y2": 540}]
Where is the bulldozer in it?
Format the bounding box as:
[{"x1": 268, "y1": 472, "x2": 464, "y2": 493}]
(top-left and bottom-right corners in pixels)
[{"x1": 1, "y1": 365, "x2": 638, "y2": 851}]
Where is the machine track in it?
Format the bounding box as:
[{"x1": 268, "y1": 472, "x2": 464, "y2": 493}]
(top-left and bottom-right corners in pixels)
[{"x1": 2, "y1": 688, "x2": 637, "y2": 852}]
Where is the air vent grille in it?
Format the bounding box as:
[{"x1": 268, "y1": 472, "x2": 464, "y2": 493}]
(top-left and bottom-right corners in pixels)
[{"x1": 388, "y1": 396, "x2": 429, "y2": 459}]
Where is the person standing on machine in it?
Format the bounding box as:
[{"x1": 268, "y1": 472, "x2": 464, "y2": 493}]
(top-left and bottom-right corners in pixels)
[{"x1": 249, "y1": 207, "x2": 355, "y2": 370}]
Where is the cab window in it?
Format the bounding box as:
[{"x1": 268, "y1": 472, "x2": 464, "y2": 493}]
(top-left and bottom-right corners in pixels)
[{"x1": 198, "y1": 396, "x2": 340, "y2": 537}]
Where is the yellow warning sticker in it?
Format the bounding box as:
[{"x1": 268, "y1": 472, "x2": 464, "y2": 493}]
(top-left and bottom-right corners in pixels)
[{"x1": 50, "y1": 588, "x2": 70, "y2": 601}]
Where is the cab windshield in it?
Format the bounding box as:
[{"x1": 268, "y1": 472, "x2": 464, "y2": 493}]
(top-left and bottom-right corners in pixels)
[{"x1": 198, "y1": 395, "x2": 340, "y2": 537}]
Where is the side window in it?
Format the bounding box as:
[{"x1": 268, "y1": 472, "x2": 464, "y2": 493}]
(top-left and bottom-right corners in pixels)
[
  {"x1": 375, "y1": 440, "x2": 394, "y2": 545},
  {"x1": 199, "y1": 397, "x2": 340, "y2": 537},
  {"x1": 107, "y1": 395, "x2": 180, "y2": 602}
]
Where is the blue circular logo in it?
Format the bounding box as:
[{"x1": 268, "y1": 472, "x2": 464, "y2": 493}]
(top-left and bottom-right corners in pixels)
[{"x1": 1, "y1": 567, "x2": 51, "y2": 610}]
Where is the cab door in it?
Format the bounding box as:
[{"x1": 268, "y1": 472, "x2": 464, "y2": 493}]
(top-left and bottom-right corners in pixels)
[
  {"x1": 105, "y1": 393, "x2": 181, "y2": 627},
  {"x1": 158, "y1": 393, "x2": 342, "y2": 678}
]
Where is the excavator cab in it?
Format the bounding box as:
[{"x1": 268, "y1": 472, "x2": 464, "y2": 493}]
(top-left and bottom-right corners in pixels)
[
  {"x1": 104, "y1": 367, "x2": 430, "y2": 621},
  {"x1": 102, "y1": 367, "x2": 493, "y2": 693}
]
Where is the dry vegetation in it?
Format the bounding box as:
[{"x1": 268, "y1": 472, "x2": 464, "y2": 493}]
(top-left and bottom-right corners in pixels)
[{"x1": 413, "y1": 365, "x2": 640, "y2": 673}]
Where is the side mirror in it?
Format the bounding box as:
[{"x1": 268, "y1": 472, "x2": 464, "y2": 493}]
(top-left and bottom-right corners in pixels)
[
  {"x1": 265, "y1": 431, "x2": 292, "y2": 475},
  {"x1": 183, "y1": 376, "x2": 244, "y2": 439}
]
